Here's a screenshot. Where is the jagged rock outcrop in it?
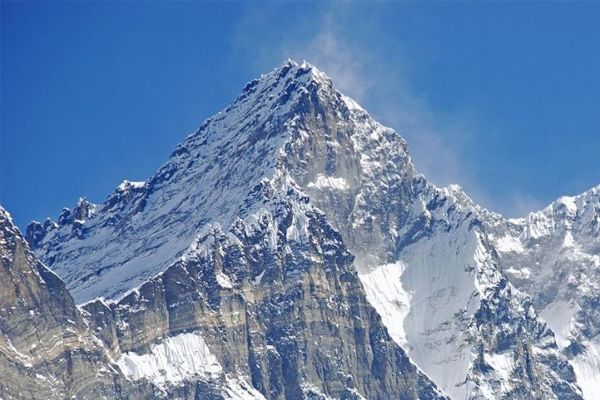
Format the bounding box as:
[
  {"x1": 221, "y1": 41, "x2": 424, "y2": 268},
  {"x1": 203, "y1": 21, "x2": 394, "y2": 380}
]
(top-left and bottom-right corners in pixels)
[
  {"x1": 484, "y1": 187, "x2": 600, "y2": 399},
  {"x1": 82, "y1": 181, "x2": 443, "y2": 399}
]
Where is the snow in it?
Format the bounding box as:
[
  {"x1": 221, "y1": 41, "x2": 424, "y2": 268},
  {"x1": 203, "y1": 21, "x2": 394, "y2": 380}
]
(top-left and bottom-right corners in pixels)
[
  {"x1": 116, "y1": 332, "x2": 265, "y2": 398},
  {"x1": 222, "y1": 377, "x2": 267, "y2": 400},
  {"x1": 397, "y1": 226, "x2": 481, "y2": 400},
  {"x1": 117, "y1": 180, "x2": 146, "y2": 191},
  {"x1": 495, "y1": 235, "x2": 524, "y2": 254},
  {"x1": 340, "y1": 94, "x2": 365, "y2": 112},
  {"x1": 307, "y1": 174, "x2": 349, "y2": 191},
  {"x1": 32, "y1": 60, "x2": 333, "y2": 303},
  {"x1": 524, "y1": 211, "x2": 553, "y2": 240},
  {"x1": 563, "y1": 230, "x2": 576, "y2": 248},
  {"x1": 505, "y1": 266, "x2": 531, "y2": 279},
  {"x1": 539, "y1": 300, "x2": 578, "y2": 349},
  {"x1": 492, "y1": 185, "x2": 600, "y2": 400},
  {"x1": 484, "y1": 352, "x2": 514, "y2": 393},
  {"x1": 358, "y1": 261, "x2": 410, "y2": 347},
  {"x1": 252, "y1": 270, "x2": 265, "y2": 285},
  {"x1": 24, "y1": 58, "x2": 600, "y2": 400},
  {"x1": 216, "y1": 272, "x2": 233, "y2": 289},
  {"x1": 571, "y1": 340, "x2": 600, "y2": 400},
  {"x1": 116, "y1": 332, "x2": 222, "y2": 387},
  {"x1": 556, "y1": 195, "x2": 578, "y2": 215}
]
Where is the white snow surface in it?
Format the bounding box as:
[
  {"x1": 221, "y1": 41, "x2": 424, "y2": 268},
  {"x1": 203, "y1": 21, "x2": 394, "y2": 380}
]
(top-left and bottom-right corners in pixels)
[
  {"x1": 396, "y1": 222, "x2": 481, "y2": 399},
  {"x1": 116, "y1": 332, "x2": 222, "y2": 387},
  {"x1": 116, "y1": 330, "x2": 265, "y2": 398},
  {"x1": 571, "y1": 340, "x2": 600, "y2": 400},
  {"x1": 358, "y1": 261, "x2": 411, "y2": 347},
  {"x1": 307, "y1": 174, "x2": 349, "y2": 191}
]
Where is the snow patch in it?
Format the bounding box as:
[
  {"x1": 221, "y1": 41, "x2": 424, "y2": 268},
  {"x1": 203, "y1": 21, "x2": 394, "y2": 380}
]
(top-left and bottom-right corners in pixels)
[
  {"x1": 495, "y1": 235, "x2": 524, "y2": 254},
  {"x1": 341, "y1": 94, "x2": 365, "y2": 112},
  {"x1": 307, "y1": 174, "x2": 349, "y2": 191},
  {"x1": 539, "y1": 300, "x2": 578, "y2": 349},
  {"x1": 252, "y1": 270, "x2": 265, "y2": 285},
  {"x1": 116, "y1": 332, "x2": 222, "y2": 387},
  {"x1": 117, "y1": 180, "x2": 146, "y2": 191},
  {"x1": 571, "y1": 340, "x2": 600, "y2": 400},
  {"x1": 216, "y1": 272, "x2": 233, "y2": 289},
  {"x1": 222, "y1": 376, "x2": 267, "y2": 400},
  {"x1": 557, "y1": 196, "x2": 578, "y2": 215},
  {"x1": 505, "y1": 266, "x2": 531, "y2": 279},
  {"x1": 358, "y1": 262, "x2": 410, "y2": 347},
  {"x1": 484, "y1": 352, "x2": 515, "y2": 393}
]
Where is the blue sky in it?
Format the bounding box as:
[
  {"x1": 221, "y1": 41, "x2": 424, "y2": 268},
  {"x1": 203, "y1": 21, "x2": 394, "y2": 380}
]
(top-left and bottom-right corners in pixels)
[{"x1": 2, "y1": 1, "x2": 599, "y2": 229}]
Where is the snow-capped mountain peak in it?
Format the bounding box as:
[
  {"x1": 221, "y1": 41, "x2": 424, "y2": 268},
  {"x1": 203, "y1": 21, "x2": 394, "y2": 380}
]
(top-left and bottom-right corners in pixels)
[
  {"x1": 22, "y1": 60, "x2": 597, "y2": 399},
  {"x1": 24, "y1": 59, "x2": 376, "y2": 303}
]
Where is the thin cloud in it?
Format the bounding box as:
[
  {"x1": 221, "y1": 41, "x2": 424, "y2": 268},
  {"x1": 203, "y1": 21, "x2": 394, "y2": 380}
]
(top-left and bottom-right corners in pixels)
[{"x1": 230, "y1": 4, "x2": 543, "y2": 218}]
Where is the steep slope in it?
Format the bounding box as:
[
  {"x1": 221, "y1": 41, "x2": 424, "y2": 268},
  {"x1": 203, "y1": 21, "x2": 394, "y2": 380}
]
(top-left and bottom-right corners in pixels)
[
  {"x1": 0, "y1": 206, "x2": 135, "y2": 399},
  {"x1": 26, "y1": 61, "x2": 446, "y2": 399},
  {"x1": 81, "y1": 177, "x2": 443, "y2": 399},
  {"x1": 25, "y1": 60, "x2": 593, "y2": 399}
]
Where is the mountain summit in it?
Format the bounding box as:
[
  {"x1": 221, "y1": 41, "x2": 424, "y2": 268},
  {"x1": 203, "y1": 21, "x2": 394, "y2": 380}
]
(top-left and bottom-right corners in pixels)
[
  {"x1": 27, "y1": 60, "x2": 367, "y2": 302},
  {"x1": 5, "y1": 60, "x2": 597, "y2": 399}
]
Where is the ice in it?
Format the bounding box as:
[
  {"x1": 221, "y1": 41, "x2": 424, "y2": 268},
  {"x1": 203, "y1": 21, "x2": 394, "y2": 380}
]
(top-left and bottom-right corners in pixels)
[
  {"x1": 571, "y1": 340, "x2": 600, "y2": 400},
  {"x1": 358, "y1": 261, "x2": 410, "y2": 347},
  {"x1": 116, "y1": 332, "x2": 222, "y2": 387},
  {"x1": 307, "y1": 174, "x2": 349, "y2": 191}
]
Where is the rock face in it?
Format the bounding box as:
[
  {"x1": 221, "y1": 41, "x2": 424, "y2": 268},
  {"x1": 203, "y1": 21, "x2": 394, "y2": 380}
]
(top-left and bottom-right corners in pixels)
[
  {"x1": 0, "y1": 206, "x2": 139, "y2": 399},
  {"x1": 82, "y1": 193, "x2": 442, "y2": 400},
  {"x1": 3, "y1": 60, "x2": 597, "y2": 399}
]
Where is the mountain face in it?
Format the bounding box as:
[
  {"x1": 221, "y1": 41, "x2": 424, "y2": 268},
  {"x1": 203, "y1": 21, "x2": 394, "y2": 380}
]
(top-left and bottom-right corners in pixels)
[
  {"x1": 0, "y1": 60, "x2": 595, "y2": 399},
  {"x1": 0, "y1": 207, "x2": 143, "y2": 399}
]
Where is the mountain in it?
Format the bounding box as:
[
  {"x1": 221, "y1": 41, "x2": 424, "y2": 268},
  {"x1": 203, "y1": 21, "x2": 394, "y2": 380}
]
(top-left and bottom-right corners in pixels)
[
  {"x1": 0, "y1": 205, "x2": 283, "y2": 399},
  {"x1": 0, "y1": 60, "x2": 595, "y2": 399},
  {"x1": 11, "y1": 61, "x2": 447, "y2": 399}
]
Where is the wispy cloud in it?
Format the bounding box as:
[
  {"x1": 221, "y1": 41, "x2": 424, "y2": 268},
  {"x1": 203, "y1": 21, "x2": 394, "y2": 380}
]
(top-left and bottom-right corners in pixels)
[{"x1": 229, "y1": 4, "x2": 542, "y2": 218}]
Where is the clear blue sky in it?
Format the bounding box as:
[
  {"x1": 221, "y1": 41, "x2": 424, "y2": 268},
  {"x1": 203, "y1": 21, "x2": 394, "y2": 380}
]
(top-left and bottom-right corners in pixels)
[{"x1": 2, "y1": 1, "x2": 599, "y2": 229}]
